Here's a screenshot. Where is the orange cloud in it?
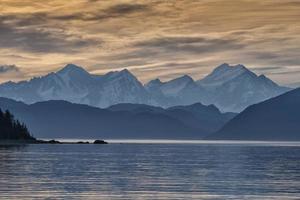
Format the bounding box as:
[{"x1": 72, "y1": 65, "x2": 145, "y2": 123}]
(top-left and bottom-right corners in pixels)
[{"x1": 0, "y1": 0, "x2": 299, "y2": 85}]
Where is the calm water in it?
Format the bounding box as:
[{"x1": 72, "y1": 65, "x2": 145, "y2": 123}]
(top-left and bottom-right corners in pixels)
[{"x1": 0, "y1": 141, "x2": 300, "y2": 200}]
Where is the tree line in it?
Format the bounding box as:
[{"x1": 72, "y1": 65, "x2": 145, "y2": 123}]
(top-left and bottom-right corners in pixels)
[{"x1": 0, "y1": 109, "x2": 35, "y2": 140}]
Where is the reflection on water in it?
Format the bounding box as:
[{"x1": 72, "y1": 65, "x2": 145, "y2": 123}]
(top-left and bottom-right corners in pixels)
[{"x1": 0, "y1": 142, "x2": 300, "y2": 199}]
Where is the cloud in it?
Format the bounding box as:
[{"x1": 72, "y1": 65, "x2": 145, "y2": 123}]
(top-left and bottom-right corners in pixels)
[
  {"x1": 98, "y1": 35, "x2": 245, "y2": 70},
  {"x1": 101, "y1": 35, "x2": 245, "y2": 65},
  {"x1": 0, "y1": 64, "x2": 25, "y2": 83},
  {"x1": 1, "y1": 12, "x2": 48, "y2": 27},
  {"x1": 0, "y1": 15, "x2": 98, "y2": 53},
  {"x1": 106, "y1": 3, "x2": 148, "y2": 14},
  {"x1": 49, "y1": 3, "x2": 149, "y2": 21},
  {"x1": 0, "y1": 0, "x2": 300, "y2": 85},
  {"x1": 0, "y1": 65, "x2": 20, "y2": 73},
  {"x1": 0, "y1": 2, "x2": 149, "y2": 54},
  {"x1": 135, "y1": 36, "x2": 245, "y2": 54}
]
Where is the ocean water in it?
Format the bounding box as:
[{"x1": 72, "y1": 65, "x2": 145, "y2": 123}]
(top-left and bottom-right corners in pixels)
[{"x1": 0, "y1": 140, "x2": 300, "y2": 199}]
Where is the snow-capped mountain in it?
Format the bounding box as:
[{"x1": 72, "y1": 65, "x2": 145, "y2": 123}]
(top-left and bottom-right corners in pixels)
[
  {"x1": 145, "y1": 75, "x2": 210, "y2": 107},
  {"x1": 146, "y1": 63, "x2": 289, "y2": 112},
  {"x1": 0, "y1": 63, "x2": 290, "y2": 112},
  {"x1": 81, "y1": 69, "x2": 149, "y2": 108},
  {"x1": 197, "y1": 63, "x2": 290, "y2": 112},
  {"x1": 197, "y1": 63, "x2": 249, "y2": 89},
  {"x1": 0, "y1": 64, "x2": 149, "y2": 108}
]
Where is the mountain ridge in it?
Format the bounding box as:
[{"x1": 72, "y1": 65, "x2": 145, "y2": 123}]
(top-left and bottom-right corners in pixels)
[
  {"x1": 0, "y1": 63, "x2": 290, "y2": 112},
  {"x1": 0, "y1": 97, "x2": 236, "y2": 139},
  {"x1": 207, "y1": 87, "x2": 300, "y2": 140}
]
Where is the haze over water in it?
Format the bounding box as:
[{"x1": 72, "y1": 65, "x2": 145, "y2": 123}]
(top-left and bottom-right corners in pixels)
[{"x1": 0, "y1": 141, "x2": 300, "y2": 200}]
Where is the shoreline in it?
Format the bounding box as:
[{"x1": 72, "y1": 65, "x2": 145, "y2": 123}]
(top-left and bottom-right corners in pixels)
[
  {"x1": 2, "y1": 139, "x2": 300, "y2": 146},
  {"x1": 0, "y1": 139, "x2": 108, "y2": 145}
]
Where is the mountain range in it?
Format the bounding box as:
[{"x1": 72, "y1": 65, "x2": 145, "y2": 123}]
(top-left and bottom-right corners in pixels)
[
  {"x1": 196, "y1": 64, "x2": 290, "y2": 112},
  {"x1": 0, "y1": 63, "x2": 290, "y2": 112},
  {"x1": 1, "y1": 83, "x2": 300, "y2": 140},
  {"x1": 0, "y1": 97, "x2": 235, "y2": 139}
]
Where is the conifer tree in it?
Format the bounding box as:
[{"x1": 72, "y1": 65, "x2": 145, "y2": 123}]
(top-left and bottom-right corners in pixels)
[{"x1": 0, "y1": 109, "x2": 35, "y2": 140}]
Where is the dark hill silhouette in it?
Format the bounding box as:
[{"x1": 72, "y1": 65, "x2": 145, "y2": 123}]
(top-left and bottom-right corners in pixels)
[
  {"x1": 207, "y1": 88, "x2": 300, "y2": 140},
  {"x1": 0, "y1": 98, "x2": 235, "y2": 139},
  {"x1": 167, "y1": 103, "x2": 236, "y2": 132}
]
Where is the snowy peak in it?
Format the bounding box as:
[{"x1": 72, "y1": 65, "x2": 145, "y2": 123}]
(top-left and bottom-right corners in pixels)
[
  {"x1": 198, "y1": 63, "x2": 253, "y2": 88},
  {"x1": 57, "y1": 64, "x2": 89, "y2": 76},
  {"x1": 205, "y1": 63, "x2": 249, "y2": 80},
  {"x1": 103, "y1": 68, "x2": 143, "y2": 86},
  {"x1": 104, "y1": 69, "x2": 136, "y2": 80},
  {"x1": 196, "y1": 63, "x2": 290, "y2": 112},
  {"x1": 160, "y1": 75, "x2": 196, "y2": 97},
  {"x1": 117, "y1": 69, "x2": 135, "y2": 79},
  {"x1": 168, "y1": 75, "x2": 194, "y2": 84},
  {"x1": 147, "y1": 78, "x2": 162, "y2": 85},
  {"x1": 215, "y1": 63, "x2": 247, "y2": 71},
  {"x1": 145, "y1": 75, "x2": 194, "y2": 91},
  {"x1": 89, "y1": 68, "x2": 148, "y2": 108},
  {"x1": 53, "y1": 64, "x2": 93, "y2": 91},
  {"x1": 145, "y1": 75, "x2": 208, "y2": 107},
  {"x1": 0, "y1": 63, "x2": 290, "y2": 113},
  {"x1": 258, "y1": 74, "x2": 278, "y2": 86},
  {"x1": 164, "y1": 75, "x2": 194, "y2": 88},
  {"x1": 145, "y1": 78, "x2": 163, "y2": 89}
]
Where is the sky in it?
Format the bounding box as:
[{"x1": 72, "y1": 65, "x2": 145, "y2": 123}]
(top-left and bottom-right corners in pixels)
[{"x1": 0, "y1": 0, "x2": 300, "y2": 85}]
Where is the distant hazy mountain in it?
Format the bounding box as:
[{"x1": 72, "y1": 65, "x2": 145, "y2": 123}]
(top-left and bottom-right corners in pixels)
[
  {"x1": 0, "y1": 64, "x2": 149, "y2": 108},
  {"x1": 146, "y1": 63, "x2": 289, "y2": 112},
  {"x1": 196, "y1": 63, "x2": 289, "y2": 112},
  {"x1": 0, "y1": 98, "x2": 235, "y2": 139},
  {"x1": 145, "y1": 75, "x2": 211, "y2": 107},
  {"x1": 108, "y1": 103, "x2": 236, "y2": 133},
  {"x1": 0, "y1": 63, "x2": 289, "y2": 112},
  {"x1": 207, "y1": 88, "x2": 300, "y2": 141},
  {"x1": 167, "y1": 103, "x2": 236, "y2": 133}
]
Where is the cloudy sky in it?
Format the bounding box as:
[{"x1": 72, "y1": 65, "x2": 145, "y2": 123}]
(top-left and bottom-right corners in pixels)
[{"x1": 0, "y1": 0, "x2": 300, "y2": 85}]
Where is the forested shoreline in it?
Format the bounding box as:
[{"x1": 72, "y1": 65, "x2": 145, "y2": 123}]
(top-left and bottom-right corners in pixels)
[{"x1": 0, "y1": 109, "x2": 35, "y2": 141}]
